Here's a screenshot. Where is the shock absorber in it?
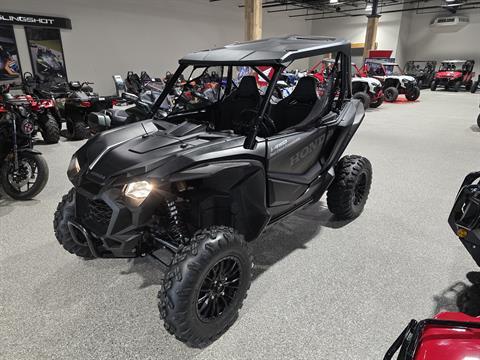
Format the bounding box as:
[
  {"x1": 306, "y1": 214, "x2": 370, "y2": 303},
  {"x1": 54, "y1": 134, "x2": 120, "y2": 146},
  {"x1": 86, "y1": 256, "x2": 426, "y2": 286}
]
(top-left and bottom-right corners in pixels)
[{"x1": 166, "y1": 199, "x2": 187, "y2": 244}]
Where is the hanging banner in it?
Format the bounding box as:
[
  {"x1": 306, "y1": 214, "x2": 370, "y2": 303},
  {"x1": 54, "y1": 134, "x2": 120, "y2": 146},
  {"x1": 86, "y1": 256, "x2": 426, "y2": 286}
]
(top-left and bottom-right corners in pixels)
[
  {"x1": 0, "y1": 12, "x2": 71, "y2": 29},
  {"x1": 0, "y1": 25, "x2": 22, "y2": 85},
  {"x1": 25, "y1": 27, "x2": 67, "y2": 82}
]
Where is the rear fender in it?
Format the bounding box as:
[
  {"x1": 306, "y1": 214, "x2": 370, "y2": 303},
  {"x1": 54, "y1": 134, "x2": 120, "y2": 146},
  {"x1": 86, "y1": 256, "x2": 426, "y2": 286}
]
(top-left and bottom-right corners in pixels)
[
  {"x1": 170, "y1": 160, "x2": 269, "y2": 241},
  {"x1": 322, "y1": 100, "x2": 364, "y2": 173}
]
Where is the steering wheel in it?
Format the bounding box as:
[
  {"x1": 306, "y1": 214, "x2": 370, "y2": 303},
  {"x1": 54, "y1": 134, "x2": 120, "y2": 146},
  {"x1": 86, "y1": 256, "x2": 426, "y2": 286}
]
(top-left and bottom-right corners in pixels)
[{"x1": 235, "y1": 108, "x2": 276, "y2": 137}]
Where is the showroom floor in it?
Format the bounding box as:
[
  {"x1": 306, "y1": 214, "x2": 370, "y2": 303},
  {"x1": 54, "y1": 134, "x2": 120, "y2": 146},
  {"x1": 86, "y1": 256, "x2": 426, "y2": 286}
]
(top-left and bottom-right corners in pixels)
[{"x1": 1, "y1": 90, "x2": 479, "y2": 360}]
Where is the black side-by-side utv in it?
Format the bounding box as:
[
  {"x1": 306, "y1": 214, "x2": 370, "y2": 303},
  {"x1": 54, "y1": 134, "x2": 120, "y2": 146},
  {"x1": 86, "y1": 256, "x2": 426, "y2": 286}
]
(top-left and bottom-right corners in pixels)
[{"x1": 53, "y1": 35, "x2": 373, "y2": 347}]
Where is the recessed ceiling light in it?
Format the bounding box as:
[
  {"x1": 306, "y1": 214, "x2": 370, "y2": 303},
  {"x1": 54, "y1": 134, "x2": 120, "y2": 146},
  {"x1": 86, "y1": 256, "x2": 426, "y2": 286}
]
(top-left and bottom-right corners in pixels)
[{"x1": 330, "y1": 0, "x2": 339, "y2": 3}]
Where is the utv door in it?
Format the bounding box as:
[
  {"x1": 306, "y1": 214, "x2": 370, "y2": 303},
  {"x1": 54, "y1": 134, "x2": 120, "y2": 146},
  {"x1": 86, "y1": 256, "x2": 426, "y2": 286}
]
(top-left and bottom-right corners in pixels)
[{"x1": 266, "y1": 127, "x2": 328, "y2": 208}]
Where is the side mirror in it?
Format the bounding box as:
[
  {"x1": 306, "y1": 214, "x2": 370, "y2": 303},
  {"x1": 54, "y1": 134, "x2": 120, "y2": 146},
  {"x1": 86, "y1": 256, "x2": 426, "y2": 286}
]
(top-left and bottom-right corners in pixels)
[{"x1": 243, "y1": 127, "x2": 258, "y2": 150}]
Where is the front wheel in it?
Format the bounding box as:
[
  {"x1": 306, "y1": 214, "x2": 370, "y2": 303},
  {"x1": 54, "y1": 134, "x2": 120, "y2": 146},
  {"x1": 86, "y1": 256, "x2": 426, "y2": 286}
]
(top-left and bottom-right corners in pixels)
[
  {"x1": 352, "y1": 91, "x2": 371, "y2": 110},
  {"x1": 158, "y1": 226, "x2": 252, "y2": 348},
  {"x1": 477, "y1": 114, "x2": 480, "y2": 129},
  {"x1": 384, "y1": 87, "x2": 399, "y2": 102},
  {"x1": 72, "y1": 121, "x2": 89, "y2": 140},
  {"x1": 430, "y1": 81, "x2": 437, "y2": 91},
  {"x1": 327, "y1": 155, "x2": 373, "y2": 220},
  {"x1": 39, "y1": 113, "x2": 60, "y2": 144},
  {"x1": 0, "y1": 152, "x2": 49, "y2": 200},
  {"x1": 453, "y1": 81, "x2": 461, "y2": 92},
  {"x1": 405, "y1": 86, "x2": 420, "y2": 101},
  {"x1": 53, "y1": 188, "x2": 94, "y2": 258}
]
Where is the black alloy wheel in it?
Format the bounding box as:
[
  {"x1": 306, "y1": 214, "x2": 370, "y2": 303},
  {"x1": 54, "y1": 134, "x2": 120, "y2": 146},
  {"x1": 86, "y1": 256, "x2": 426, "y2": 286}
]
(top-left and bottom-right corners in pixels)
[{"x1": 196, "y1": 256, "x2": 242, "y2": 322}]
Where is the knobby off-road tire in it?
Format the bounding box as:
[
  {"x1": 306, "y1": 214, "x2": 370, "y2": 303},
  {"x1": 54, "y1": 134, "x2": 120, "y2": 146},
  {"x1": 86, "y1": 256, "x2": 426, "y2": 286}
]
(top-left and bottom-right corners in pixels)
[
  {"x1": 471, "y1": 81, "x2": 478, "y2": 94},
  {"x1": 40, "y1": 113, "x2": 60, "y2": 144},
  {"x1": 352, "y1": 91, "x2": 370, "y2": 110},
  {"x1": 327, "y1": 155, "x2": 373, "y2": 220},
  {"x1": 53, "y1": 188, "x2": 94, "y2": 258},
  {"x1": 72, "y1": 121, "x2": 89, "y2": 140},
  {"x1": 158, "y1": 226, "x2": 252, "y2": 348},
  {"x1": 369, "y1": 95, "x2": 384, "y2": 108},
  {"x1": 0, "y1": 152, "x2": 49, "y2": 200},
  {"x1": 477, "y1": 114, "x2": 480, "y2": 129},
  {"x1": 453, "y1": 81, "x2": 461, "y2": 92},
  {"x1": 430, "y1": 81, "x2": 437, "y2": 91},
  {"x1": 384, "y1": 87, "x2": 399, "y2": 102},
  {"x1": 405, "y1": 86, "x2": 420, "y2": 101}
]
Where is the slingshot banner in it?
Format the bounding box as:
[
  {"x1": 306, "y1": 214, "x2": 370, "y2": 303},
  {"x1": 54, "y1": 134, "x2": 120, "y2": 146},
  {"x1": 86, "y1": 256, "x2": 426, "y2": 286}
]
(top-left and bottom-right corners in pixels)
[
  {"x1": 25, "y1": 27, "x2": 67, "y2": 82},
  {"x1": 0, "y1": 25, "x2": 22, "y2": 85},
  {"x1": 0, "y1": 12, "x2": 72, "y2": 29}
]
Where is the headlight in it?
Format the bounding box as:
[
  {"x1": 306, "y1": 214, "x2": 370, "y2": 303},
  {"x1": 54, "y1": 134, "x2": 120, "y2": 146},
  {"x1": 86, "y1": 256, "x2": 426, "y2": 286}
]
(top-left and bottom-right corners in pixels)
[
  {"x1": 68, "y1": 156, "x2": 80, "y2": 176},
  {"x1": 124, "y1": 181, "x2": 153, "y2": 202}
]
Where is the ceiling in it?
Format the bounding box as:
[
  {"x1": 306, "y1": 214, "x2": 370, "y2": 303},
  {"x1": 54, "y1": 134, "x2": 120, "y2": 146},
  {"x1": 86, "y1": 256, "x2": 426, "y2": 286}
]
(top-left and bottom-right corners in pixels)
[{"x1": 215, "y1": 0, "x2": 480, "y2": 20}]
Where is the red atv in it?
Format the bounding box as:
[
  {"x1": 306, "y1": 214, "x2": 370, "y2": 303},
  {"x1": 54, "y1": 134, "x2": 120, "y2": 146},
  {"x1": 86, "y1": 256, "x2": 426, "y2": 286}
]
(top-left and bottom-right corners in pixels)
[
  {"x1": 0, "y1": 90, "x2": 60, "y2": 144},
  {"x1": 385, "y1": 312, "x2": 480, "y2": 359},
  {"x1": 430, "y1": 60, "x2": 475, "y2": 92}
]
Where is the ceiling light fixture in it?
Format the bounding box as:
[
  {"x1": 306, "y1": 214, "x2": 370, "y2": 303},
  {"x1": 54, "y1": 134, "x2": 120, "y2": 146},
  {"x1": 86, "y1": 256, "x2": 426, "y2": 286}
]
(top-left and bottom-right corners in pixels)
[{"x1": 330, "y1": 0, "x2": 339, "y2": 4}]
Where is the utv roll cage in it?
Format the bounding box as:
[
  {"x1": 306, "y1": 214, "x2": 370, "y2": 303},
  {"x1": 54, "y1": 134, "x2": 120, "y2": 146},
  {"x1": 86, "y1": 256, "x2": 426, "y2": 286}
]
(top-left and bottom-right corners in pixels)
[{"x1": 150, "y1": 36, "x2": 352, "y2": 148}]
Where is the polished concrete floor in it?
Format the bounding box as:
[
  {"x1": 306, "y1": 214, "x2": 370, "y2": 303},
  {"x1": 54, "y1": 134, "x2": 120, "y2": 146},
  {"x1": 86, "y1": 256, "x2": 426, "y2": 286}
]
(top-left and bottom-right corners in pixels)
[{"x1": 1, "y1": 90, "x2": 480, "y2": 360}]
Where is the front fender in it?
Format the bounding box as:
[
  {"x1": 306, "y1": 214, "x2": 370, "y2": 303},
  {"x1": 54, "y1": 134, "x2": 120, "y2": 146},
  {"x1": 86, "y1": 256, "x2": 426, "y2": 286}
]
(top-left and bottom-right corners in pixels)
[{"x1": 170, "y1": 160, "x2": 270, "y2": 241}]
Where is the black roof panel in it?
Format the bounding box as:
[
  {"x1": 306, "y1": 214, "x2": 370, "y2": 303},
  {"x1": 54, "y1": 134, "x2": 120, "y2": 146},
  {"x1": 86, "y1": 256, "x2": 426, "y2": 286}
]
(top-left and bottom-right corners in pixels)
[{"x1": 179, "y1": 35, "x2": 350, "y2": 66}]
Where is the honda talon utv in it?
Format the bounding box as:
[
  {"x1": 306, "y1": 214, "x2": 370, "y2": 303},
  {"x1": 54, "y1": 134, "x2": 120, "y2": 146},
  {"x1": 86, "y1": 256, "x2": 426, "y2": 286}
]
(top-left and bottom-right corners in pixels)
[
  {"x1": 365, "y1": 61, "x2": 420, "y2": 102},
  {"x1": 404, "y1": 60, "x2": 437, "y2": 89},
  {"x1": 53, "y1": 35, "x2": 372, "y2": 347},
  {"x1": 431, "y1": 60, "x2": 475, "y2": 92}
]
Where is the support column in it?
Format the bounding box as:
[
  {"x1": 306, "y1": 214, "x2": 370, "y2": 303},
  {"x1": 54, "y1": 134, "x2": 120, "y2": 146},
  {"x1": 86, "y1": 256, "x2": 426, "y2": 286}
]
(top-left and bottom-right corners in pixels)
[
  {"x1": 363, "y1": 0, "x2": 380, "y2": 59},
  {"x1": 363, "y1": 16, "x2": 380, "y2": 59},
  {"x1": 245, "y1": 0, "x2": 262, "y2": 41}
]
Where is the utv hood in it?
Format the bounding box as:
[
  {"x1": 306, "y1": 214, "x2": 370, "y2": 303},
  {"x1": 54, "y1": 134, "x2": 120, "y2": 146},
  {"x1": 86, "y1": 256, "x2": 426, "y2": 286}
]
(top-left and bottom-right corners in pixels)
[{"x1": 74, "y1": 120, "x2": 250, "y2": 185}]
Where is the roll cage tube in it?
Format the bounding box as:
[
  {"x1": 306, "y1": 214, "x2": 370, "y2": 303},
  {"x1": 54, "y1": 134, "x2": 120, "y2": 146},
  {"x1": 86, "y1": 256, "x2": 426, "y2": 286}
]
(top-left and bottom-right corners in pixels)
[
  {"x1": 244, "y1": 65, "x2": 284, "y2": 150},
  {"x1": 150, "y1": 64, "x2": 187, "y2": 116}
]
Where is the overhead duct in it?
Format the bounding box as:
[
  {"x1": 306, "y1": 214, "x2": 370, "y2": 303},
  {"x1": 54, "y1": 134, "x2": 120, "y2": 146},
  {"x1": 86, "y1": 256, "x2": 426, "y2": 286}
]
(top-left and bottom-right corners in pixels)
[{"x1": 430, "y1": 15, "x2": 469, "y2": 32}]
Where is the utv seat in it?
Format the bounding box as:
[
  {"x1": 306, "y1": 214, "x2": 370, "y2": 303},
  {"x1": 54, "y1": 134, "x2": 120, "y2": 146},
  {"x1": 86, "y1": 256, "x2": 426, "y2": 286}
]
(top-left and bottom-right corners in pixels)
[
  {"x1": 216, "y1": 76, "x2": 260, "y2": 131},
  {"x1": 271, "y1": 76, "x2": 319, "y2": 132}
]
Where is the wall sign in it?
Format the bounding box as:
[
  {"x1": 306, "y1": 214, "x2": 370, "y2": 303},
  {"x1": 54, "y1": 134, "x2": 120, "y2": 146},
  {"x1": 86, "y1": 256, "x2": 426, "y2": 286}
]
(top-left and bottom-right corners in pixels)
[
  {"x1": 0, "y1": 25, "x2": 22, "y2": 85},
  {"x1": 0, "y1": 12, "x2": 71, "y2": 29},
  {"x1": 25, "y1": 27, "x2": 67, "y2": 82}
]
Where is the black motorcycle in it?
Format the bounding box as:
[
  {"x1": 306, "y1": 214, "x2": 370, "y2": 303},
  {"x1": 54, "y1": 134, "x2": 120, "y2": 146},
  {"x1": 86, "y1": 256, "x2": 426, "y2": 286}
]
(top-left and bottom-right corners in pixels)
[
  {"x1": 0, "y1": 87, "x2": 49, "y2": 200},
  {"x1": 64, "y1": 81, "x2": 116, "y2": 140}
]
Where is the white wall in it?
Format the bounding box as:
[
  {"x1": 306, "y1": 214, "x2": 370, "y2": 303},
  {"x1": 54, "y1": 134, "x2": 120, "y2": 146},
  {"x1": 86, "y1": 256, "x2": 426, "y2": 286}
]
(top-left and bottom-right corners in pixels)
[
  {"x1": 2, "y1": 0, "x2": 310, "y2": 94},
  {"x1": 401, "y1": 10, "x2": 480, "y2": 72},
  {"x1": 310, "y1": 12, "x2": 404, "y2": 65}
]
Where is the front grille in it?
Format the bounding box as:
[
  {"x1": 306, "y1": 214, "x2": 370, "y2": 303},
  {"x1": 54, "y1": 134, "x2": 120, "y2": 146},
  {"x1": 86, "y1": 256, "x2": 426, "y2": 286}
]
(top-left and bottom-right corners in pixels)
[{"x1": 77, "y1": 194, "x2": 112, "y2": 234}]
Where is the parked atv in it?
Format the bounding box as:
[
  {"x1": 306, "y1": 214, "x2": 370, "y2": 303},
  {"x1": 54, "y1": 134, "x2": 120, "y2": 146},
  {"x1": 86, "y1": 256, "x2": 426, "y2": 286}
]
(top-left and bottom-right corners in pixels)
[
  {"x1": 0, "y1": 85, "x2": 49, "y2": 200},
  {"x1": 404, "y1": 60, "x2": 437, "y2": 89},
  {"x1": 385, "y1": 312, "x2": 480, "y2": 359},
  {"x1": 352, "y1": 63, "x2": 384, "y2": 109},
  {"x1": 64, "y1": 81, "x2": 117, "y2": 140},
  {"x1": 431, "y1": 60, "x2": 475, "y2": 92},
  {"x1": 53, "y1": 36, "x2": 372, "y2": 347},
  {"x1": 365, "y1": 61, "x2": 420, "y2": 102}
]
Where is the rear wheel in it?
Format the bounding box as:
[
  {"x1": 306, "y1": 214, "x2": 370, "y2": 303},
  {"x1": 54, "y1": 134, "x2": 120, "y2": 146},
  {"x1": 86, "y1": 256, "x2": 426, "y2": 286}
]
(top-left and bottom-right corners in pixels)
[
  {"x1": 477, "y1": 114, "x2": 480, "y2": 129},
  {"x1": 453, "y1": 81, "x2": 461, "y2": 92},
  {"x1": 0, "y1": 152, "x2": 49, "y2": 200},
  {"x1": 40, "y1": 113, "x2": 60, "y2": 144},
  {"x1": 158, "y1": 226, "x2": 252, "y2": 348},
  {"x1": 417, "y1": 79, "x2": 423, "y2": 89},
  {"x1": 369, "y1": 95, "x2": 384, "y2": 108},
  {"x1": 327, "y1": 155, "x2": 372, "y2": 220},
  {"x1": 352, "y1": 91, "x2": 370, "y2": 110},
  {"x1": 471, "y1": 81, "x2": 478, "y2": 94},
  {"x1": 430, "y1": 81, "x2": 437, "y2": 91},
  {"x1": 384, "y1": 87, "x2": 399, "y2": 102},
  {"x1": 405, "y1": 86, "x2": 420, "y2": 101},
  {"x1": 72, "y1": 121, "x2": 89, "y2": 140},
  {"x1": 53, "y1": 188, "x2": 94, "y2": 258}
]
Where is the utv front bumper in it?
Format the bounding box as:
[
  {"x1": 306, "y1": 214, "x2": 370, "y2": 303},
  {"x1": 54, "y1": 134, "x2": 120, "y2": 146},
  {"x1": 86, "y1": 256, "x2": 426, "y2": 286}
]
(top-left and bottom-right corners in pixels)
[
  {"x1": 448, "y1": 171, "x2": 480, "y2": 267},
  {"x1": 71, "y1": 185, "x2": 157, "y2": 258}
]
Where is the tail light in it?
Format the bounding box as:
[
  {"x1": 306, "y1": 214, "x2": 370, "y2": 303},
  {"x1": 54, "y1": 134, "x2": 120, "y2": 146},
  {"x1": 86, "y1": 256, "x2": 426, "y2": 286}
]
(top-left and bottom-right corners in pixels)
[
  {"x1": 111, "y1": 99, "x2": 118, "y2": 106},
  {"x1": 80, "y1": 101, "x2": 92, "y2": 108}
]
